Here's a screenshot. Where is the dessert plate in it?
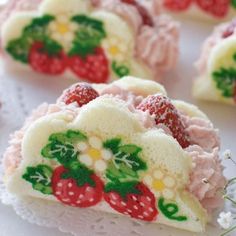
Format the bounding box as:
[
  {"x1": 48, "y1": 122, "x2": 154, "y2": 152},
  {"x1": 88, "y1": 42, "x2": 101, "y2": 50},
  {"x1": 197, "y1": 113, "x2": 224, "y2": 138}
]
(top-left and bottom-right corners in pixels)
[{"x1": 0, "y1": 14, "x2": 236, "y2": 236}]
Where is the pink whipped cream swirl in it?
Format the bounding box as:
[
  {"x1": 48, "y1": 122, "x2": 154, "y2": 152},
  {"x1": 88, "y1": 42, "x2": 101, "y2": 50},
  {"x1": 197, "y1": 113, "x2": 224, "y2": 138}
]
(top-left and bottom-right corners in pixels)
[
  {"x1": 92, "y1": 0, "x2": 179, "y2": 79},
  {"x1": 91, "y1": 0, "x2": 143, "y2": 34},
  {"x1": 182, "y1": 115, "x2": 220, "y2": 152},
  {"x1": 182, "y1": 114, "x2": 226, "y2": 214},
  {"x1": 186, "y1": 146, "x2": 226, "y2": 214},
  {"x1": 136, "y1": 15, "x2": 179, "y2": 78}
]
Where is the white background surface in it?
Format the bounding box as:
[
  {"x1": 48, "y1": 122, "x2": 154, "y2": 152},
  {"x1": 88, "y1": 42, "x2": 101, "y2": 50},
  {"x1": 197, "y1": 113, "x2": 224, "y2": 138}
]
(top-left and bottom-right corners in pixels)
[{"x1": 0, "y1": 18, "x2": 236, "y2": 236}]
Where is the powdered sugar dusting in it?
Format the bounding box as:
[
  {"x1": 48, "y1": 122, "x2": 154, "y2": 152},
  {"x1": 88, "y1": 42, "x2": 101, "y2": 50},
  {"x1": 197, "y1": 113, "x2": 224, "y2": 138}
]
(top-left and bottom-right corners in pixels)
[{"x1": 137, "y1": 94, "x2": 190, "y2": 148}]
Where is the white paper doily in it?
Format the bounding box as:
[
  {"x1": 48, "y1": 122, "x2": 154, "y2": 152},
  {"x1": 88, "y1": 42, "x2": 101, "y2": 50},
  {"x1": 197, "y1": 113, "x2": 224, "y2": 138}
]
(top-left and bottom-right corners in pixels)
[{"x1": 0, "y1": 168, "x2": 227, "y2": 236}]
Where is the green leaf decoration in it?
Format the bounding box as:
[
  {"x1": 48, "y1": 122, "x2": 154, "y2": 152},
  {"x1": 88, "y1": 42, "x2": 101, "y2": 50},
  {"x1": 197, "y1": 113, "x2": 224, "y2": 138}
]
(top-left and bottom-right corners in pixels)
[
  {"x1": 233, "y1": 52, "x2": 236, "y2": 61},
  {"x1": 118, "y1": 163, "x2": 138, "y2": 178},
  {"x1": 103, "y1": 138, "x2": 121, "y2": 153},
  {"x1": 5, "y1": 14, "x2": 60, "y2": 63},
  {"x1": 231, "y1": 0, "x2": 236, "y2": 8},
  {"x1": 158, "y1": 197, "x2": 187, "y2": 222},
  {"x1": 22, "y1": 164, "x2": 53, "y2": 194},
  {"x1": 112, "y1": 61, "x2": 130, "y2": 77},
  {"x1": 41, "y1": 130, "x2": 87, "y2": 166},
  {"x1": 119, "y1": 145, "x2": 142, "y2": 155},
  {"x1": 41, "y1": 140, "x2": 79, "y2": 166},
  {"x1": 6, "y1": 36, "x2": 62, "y2": 62},
  {"x1": 49, "y1": 130, "x2": 87, "y2": 143},
  {"x1": 106, "y1": 162, "x2": 126, "y2": 181},
  {"x1": 104, "y1": 181, "x2": 140, "y2": 200},
  {"x1": 23, "y1": 14, "x2": 55, "y2": 40},
  {"x1": 106, "y1": 162, "x2": 138, "y2": 181},
  {"x1": 41, "y1": 37, "x2": 63, "y2": 56},
  {"x1": 69, "y1": 14, "x2": 106, "y2": 57},
  {"x1": 114, "y1": 144, "x2": 147, "y2": 172},
  {"x1": 104, "y1": 139, "x2": 147, "y2": 181},
  {"x1": 6, "y1": 36, "x2": 32, "y2": 63},
  {"x1": 61, "y1": 163, "x2": 95, "y2": 187},
  {"x1": 66, "y1": 130, "x2": 87, "y2": 142},
  {"x1": 49, "y1": 132, "x2": 69, "y2": 143},
  {"x1": 212, "y1": 67, "x2": 236, "y2": 98}
]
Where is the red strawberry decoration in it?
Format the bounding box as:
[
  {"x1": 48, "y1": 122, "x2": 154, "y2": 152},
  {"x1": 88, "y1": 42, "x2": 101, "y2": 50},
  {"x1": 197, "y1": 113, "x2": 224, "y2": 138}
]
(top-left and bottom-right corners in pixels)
[
  {"x1": 61, "y1": 83, "x2": 99, "y2": 106},
  {"x1": 164, "y1": 0, "x2": 192, "y2": 11},
  {"x1": 104, "y1": 181, "x2": 158, "y2": 221},
  {"x1": 121, "y1": 0, "x2": 153, "y2": 26},
  {"x1": 29, "y1": 42, "x2": 67, "y2": 75},
  {"x1": 195, "y1": 0, "x2": 229, "y2": 18},
  {"x1": 52, "y1": 166, "x2": 104, "y2": 207},
  {"x1": 68, "y1": 47, "x2": 109, "y2": 83},
  {"x1": 137, "y1": 94, "x2": 190, "y2": 148}
]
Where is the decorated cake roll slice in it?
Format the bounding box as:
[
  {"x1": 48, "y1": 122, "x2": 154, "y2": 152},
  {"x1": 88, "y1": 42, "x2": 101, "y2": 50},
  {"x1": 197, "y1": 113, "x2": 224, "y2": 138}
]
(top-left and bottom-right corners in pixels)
[
  {"x1": 158, "y1": 0, "x2": 236, "y2": 22},
  {"x1": 3, "y1": 77, "x2": 226, "y2": 233},
  {"x1": 0, "y1": 0, "x2": 179, "y2": 83},
  {"x1": 194, "y1": 18, "x2": 236, "y2": 105}
]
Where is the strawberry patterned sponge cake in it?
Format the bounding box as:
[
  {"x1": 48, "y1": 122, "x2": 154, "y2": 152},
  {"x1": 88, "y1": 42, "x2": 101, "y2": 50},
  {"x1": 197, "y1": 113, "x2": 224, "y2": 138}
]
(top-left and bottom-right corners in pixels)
[
  {"x1": 194, "y1": 18, "x2": 236, "y2": 105},
  {"x1": 158, "y1": 0, "x2": 236, "y2": 22},
  {"x1": 3, "y1": 77, "x2": 226, "y2": 232},
  {"x1": 0, "y1": 0, "x2": 179, "y2": 83}
]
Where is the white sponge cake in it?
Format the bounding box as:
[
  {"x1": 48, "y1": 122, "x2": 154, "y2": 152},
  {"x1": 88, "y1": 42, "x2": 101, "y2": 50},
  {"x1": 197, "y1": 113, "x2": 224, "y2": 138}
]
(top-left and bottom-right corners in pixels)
[{"x1": 3, "y1": 77, "x2": 225, "y2": 233}]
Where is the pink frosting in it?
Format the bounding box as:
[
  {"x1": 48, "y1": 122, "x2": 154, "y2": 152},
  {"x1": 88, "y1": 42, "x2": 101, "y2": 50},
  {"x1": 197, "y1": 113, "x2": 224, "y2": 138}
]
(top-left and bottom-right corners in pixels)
[
  {"x1": 136, "y1": 15, "x2": 179, "y2": 78},
  {"x1": 3, "y1": 130, "x2": 24, "y2": 175},
  {"x1": 186, "y1": 145, "x2": 226, "y2": 214},
  {"x1": 182, "y1": 114, "x2": 226, "y2": 213},
  {"x1": 3, "y1": 104, "x2": 60, "y2": 172},
  {"x1": 91, "y1": 0, "x2": 143, "y2": 35},
  {"x1": 182, "y1": 115, "x2": 220, "y2": 151}
]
